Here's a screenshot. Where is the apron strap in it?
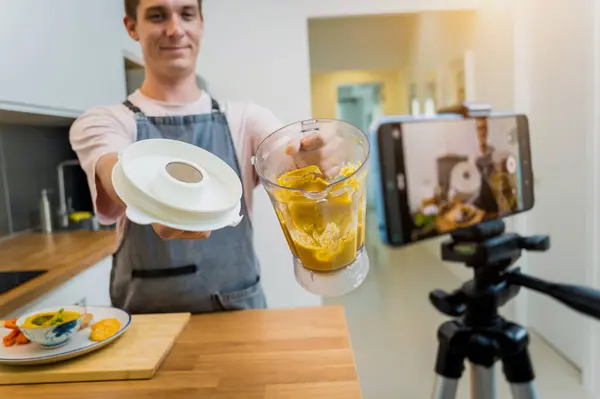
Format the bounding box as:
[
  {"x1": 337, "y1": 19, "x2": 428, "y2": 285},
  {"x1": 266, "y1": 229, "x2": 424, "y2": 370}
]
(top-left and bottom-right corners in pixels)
[
  {"x1": 123, "y1": 100, "x2": 145, "y2": 115},
  {"x1": 124, "y1": 98, "x2": 220, "y2": 114},
  {"x1": 211, "y1": 98, "x2": 221, "y2": 112}
]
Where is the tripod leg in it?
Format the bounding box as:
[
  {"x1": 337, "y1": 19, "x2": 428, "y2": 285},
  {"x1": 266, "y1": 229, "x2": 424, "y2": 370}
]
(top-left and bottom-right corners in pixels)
[
  {"x1": 502, "y1": 348, "x2": 538, "y2": 399},
  {"x1": 431, "y1": 322, "x2": 465, "y2": 399},
  {"x1": 432, "y1": 375, "x2": 460, "y2": 399},
  {"x1": 470, "y1": 364, "x2": 497, "y2": 399}
]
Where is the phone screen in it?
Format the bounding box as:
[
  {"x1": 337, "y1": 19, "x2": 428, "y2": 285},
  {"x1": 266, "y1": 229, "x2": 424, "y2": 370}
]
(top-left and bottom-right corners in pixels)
[{"x1": 398, "y1": 115, "x2": 533, "y2": 243}]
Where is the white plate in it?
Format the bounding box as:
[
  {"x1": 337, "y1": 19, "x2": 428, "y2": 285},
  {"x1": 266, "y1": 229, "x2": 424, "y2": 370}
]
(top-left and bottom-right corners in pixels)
[
  {"x1": 113, "y1": 161, "x2": 244, "y2": 232},
  {"x1": 0, "y1": 306, "x2": 132, "y2": 366},
  {"x1": 120, "y1": 139, "x2": 242, "y2": 214}
]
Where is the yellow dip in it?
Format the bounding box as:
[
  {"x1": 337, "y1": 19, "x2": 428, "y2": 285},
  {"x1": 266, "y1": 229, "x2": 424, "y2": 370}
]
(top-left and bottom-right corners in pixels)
[
  {"x1": 273, "y1": 164, "x2": 366, "y2": 272},
  {"x1": 21, "y1": 309, "x2": 81, "y2": 328}
]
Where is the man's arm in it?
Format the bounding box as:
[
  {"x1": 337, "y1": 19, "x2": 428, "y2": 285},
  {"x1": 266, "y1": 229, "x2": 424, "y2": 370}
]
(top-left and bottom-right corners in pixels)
[
  {"x1": 70, "y1": 106, "x2": 132, "y2": 225},
  {"x1": 95, "y1": 153, "x2": 126, "y2": 209}
]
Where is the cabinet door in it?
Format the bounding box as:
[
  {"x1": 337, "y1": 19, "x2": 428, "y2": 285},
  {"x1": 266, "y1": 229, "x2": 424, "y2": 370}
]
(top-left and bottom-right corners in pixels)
[{"x1": 0, "y1": 0, "x2": 126, "y2": 114}]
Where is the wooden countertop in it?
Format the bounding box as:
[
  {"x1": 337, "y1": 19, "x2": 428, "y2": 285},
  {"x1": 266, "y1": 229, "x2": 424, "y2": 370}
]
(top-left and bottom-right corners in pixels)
[
  {"x1": 0, "y1": 230, "x2": 117, "y2": 316},
  {"x1": 1, "y1": 306, "x2": 362, "y2": 398}
]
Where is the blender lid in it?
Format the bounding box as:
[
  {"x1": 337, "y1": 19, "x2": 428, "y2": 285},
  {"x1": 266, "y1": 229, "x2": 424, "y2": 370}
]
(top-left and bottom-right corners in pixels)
[
  {"x1": 119, "y1": 139, "x2": 242, "y2": 215},
  {"x1": 112, "y1": 160, "x2": 243, "y2": 231}
]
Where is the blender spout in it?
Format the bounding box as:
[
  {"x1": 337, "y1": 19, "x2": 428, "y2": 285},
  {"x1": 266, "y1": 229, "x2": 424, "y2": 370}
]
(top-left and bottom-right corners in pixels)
[{"x1": 302, "y1": 189, "x2": 329, "y2": 201}]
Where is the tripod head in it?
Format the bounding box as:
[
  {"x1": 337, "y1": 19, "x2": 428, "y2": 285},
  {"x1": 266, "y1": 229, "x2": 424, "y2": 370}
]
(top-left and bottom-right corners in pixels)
[{"x1": 430, "y1": 219, "x2": 600, "y2": 325}]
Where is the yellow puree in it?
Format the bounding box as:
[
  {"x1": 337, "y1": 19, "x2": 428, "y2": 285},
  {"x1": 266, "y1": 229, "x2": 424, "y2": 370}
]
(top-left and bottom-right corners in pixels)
[
  {"x1": 21, "y1": 311, "x2": 81, "y2": 328},
  {"x1": 274, "y1": 164, "x2": 366, "y2": 272}
]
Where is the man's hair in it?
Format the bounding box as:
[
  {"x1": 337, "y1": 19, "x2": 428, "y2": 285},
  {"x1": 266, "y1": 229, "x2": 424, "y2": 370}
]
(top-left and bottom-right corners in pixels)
[{"x1": 124, "y1": 0, "x2": 203, "y2": 20}]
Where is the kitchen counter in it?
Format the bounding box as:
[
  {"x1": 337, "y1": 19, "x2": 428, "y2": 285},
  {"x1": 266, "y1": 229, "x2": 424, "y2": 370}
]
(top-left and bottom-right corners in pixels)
[
  {"x1": 1, "y1": 306, "x2": 362, "y2": 398},
  {"x1": 0, "y1": 230, "x2": 117, "y2": 317}
]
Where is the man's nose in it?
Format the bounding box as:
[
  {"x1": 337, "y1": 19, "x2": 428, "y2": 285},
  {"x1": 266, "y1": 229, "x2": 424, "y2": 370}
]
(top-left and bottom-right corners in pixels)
[{"x1": 165, "y1": 16, "x2": 184, "y2": 38}]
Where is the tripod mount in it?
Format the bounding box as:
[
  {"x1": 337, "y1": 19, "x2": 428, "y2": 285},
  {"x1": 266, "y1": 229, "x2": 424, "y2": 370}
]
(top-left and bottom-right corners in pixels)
[{"x1": 430, "y1": 219, "x2": 600, "y2": 399}]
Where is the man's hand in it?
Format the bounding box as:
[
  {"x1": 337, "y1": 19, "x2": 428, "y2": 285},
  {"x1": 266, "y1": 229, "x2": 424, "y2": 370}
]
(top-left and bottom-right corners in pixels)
[
  {"x1": 285, "y1": 124, "x2": 344, "y2": 179},
  {"x1": 151, "y1": 224, "x2": 211, "y2": 240}
]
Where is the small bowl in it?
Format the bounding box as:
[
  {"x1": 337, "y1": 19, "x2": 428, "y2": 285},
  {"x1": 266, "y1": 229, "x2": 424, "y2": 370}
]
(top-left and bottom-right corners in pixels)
[{"x1": 16, "y1": 306, "x2": 85, "y2": 349}]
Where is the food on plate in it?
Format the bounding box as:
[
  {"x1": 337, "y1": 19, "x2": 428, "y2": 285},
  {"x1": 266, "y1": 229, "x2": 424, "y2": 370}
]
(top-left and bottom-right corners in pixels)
[
  {"x1": 3, "y1": 318, "x2": 17, "y2": 330},
  {"x1": 79, "y1": 313, "x2": 93, "y2": 330},
  {"x1": 90, "y1": 318, "x2": 121, "y2": 342},
  {"x1": 20, "y1": 308, "x2": 81, "y2": 329},
  {"x1": 2, "y1": 317, "x2": 30, "y2": 347}
]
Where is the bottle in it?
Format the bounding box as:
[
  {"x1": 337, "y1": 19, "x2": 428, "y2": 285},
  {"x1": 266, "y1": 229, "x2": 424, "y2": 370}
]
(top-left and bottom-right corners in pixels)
[{"x1": 40, "y1": 189, "x2": 53, "y2": 233}]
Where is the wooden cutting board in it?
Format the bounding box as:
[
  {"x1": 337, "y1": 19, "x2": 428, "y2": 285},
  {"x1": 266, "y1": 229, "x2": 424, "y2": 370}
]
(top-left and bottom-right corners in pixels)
[{"x1": 0, "y1": 312, "x2": 190, "y2": 385}]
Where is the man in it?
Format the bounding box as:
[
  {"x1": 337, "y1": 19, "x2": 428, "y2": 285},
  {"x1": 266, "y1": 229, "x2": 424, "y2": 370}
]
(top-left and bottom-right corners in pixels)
[
  {"x1": 70, "y1": 0, "x2": 336, "y2": 314},
  {"x1": 473, "y1": 118, "x2": 500, "y2": 216}
]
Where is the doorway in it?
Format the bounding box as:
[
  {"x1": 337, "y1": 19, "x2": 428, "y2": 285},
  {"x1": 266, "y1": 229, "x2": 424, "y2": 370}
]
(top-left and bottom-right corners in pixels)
[{"x1": 336, "y1": 83, "x2": 384, "y2": 133}]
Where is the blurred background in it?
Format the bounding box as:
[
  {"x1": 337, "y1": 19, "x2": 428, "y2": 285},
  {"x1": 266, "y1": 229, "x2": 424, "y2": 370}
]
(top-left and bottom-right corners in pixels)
[{"x1": 0, "y1": 0, "x2": 599, "y2": 397}]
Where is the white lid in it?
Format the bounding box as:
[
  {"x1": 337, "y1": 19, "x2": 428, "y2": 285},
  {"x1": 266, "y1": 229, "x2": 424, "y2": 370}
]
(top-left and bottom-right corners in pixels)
[
  {"x1": 120, "y1": 139, "x2": 242, "y2": 215},
  {"x1": 112, "y1": 160, "x2": 243, "y2": 232}
]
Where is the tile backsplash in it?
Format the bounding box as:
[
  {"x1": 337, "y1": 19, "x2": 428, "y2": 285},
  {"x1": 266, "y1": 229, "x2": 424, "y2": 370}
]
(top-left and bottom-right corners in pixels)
[{"x1": 0, "y1": 124, "x2": 92, "y2": 237}]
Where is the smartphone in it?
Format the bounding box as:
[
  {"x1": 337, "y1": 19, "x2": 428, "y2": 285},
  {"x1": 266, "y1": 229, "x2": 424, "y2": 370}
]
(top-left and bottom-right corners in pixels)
[{"x1": 370, "y1": 114, "x2": 535, "y2": 247}]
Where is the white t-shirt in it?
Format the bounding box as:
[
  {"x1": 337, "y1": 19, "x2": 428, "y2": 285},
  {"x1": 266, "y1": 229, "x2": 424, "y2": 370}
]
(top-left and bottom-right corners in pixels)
[{"x1": 69, "y1": 90, "x2": 283, "y2": 241}]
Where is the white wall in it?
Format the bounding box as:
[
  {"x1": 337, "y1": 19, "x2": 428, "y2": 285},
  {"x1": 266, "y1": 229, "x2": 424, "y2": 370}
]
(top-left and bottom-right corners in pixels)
[
  {"x1": 0, "y1": 0, "x2": 127, "y2": 113},
  {"x1": 510, "y1": 0, "x2": 596, "y2": 375},
  {"x1": 406, "y1": 10, "x2": 476, "y2": 100}
]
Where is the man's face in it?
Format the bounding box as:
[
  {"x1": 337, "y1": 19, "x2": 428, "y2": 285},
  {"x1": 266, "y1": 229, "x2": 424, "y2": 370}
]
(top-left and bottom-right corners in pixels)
[{"x1": 124, "y1": 0, "x2": 203, "y2": 79}]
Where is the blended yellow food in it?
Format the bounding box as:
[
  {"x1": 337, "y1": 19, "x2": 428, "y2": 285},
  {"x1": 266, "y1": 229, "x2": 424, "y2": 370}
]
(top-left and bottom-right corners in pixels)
[{"x1": 274, "y1": 164, "x2": 367, "y2": 272}]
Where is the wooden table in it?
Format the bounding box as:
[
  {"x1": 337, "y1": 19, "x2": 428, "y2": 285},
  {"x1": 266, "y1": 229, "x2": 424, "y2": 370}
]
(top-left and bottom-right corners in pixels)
[{"x1": 1, "y1": 306, "x2": 362, "y2": 399}]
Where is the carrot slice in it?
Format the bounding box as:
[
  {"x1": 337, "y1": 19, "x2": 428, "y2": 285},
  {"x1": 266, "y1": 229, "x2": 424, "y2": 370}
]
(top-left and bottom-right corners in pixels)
[
  {"x1": 3, "y1": 329, "x2": 19, "y2": 347},
  {"x1": 3, "y1": 318, "x2": 17, "y2": 330},
  {"x1": 15, "y1": 332, "x2": 29, "y2": 345}
]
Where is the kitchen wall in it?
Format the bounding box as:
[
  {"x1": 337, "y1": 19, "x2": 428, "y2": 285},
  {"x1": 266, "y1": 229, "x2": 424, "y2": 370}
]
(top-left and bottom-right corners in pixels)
[{"x1": 0, "y1": 124, "x2": 89, "y2": 237}]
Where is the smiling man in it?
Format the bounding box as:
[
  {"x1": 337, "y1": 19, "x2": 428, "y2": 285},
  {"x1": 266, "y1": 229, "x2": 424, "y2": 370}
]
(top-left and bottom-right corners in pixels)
[{"x1": 68, "y1": 0, "x2": 289, "y2": 315}]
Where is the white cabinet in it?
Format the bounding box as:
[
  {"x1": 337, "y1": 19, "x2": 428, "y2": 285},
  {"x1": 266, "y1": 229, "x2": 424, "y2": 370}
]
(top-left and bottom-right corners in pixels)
[
  {"x1": 2, "y1": 257, "x2": 113, "y2": 320},
  {"x1": 0, "y1": 0, "x2": 127, "y2": 115}
]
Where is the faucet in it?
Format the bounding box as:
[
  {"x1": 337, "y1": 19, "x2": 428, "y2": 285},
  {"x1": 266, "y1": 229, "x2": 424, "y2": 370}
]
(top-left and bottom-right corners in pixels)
[{"x1": 57, "y1": 159, "x2": 81, "y2": 229}]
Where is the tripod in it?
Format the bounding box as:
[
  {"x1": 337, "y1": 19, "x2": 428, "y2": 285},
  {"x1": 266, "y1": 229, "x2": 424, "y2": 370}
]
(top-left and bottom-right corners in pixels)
[{"x1": 429, "y1": 219, "x2": 600, "y2": 399}]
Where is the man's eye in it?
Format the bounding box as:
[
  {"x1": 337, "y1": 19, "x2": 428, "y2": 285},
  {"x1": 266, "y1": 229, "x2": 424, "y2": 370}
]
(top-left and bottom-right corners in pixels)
[
  {"x1": 182, "y1": 12, "x2": 195, "y2": 20},
  {"x1": 148, "y1": 13, "x2": 163, "y2": 21}
]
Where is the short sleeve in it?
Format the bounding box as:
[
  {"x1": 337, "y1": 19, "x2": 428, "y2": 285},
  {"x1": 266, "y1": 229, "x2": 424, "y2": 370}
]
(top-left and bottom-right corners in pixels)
[
  {"x1": 246, "y1": 103, "x2": 284, "y2": 186},
  {"x1": 69, "y1": 106, "x2": 134, "y2": 225}
]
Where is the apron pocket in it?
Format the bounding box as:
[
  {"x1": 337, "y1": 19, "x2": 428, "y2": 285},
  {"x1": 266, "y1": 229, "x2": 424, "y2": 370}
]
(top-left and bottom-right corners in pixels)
[
  {"x1": 131, "y1": 264, "x2": 197, "y2": 279},
  {"x1": 126, "y1": 265, "x2": 218, "y2": 314},
  {"x1": 216, "y1": 277, "x2": 267, "y2": 311}
]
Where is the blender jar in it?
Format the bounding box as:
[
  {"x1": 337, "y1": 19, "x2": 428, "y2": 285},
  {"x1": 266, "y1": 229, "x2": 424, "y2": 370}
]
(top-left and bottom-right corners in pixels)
[{"x1": 252, "y1": 119, "x2": 370, "y2": 296}]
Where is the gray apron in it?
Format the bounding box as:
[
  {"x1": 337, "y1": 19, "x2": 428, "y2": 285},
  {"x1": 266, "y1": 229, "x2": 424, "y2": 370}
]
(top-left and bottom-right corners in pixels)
[{"x1": 110, "y1": 98, "x2": 267, "y2": 314}]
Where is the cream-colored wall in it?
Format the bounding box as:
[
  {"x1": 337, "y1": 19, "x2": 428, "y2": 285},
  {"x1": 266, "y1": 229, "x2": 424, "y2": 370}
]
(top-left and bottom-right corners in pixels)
[
  {"x1": 406, "y1": 10, "x2": 477, "y2": 107},
  {"x1": 308, "y1": 15, "x2": 416, "y2": 74},
  {"x1": 311, "y1": 70, "x2": 407, "y2": 118}
]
